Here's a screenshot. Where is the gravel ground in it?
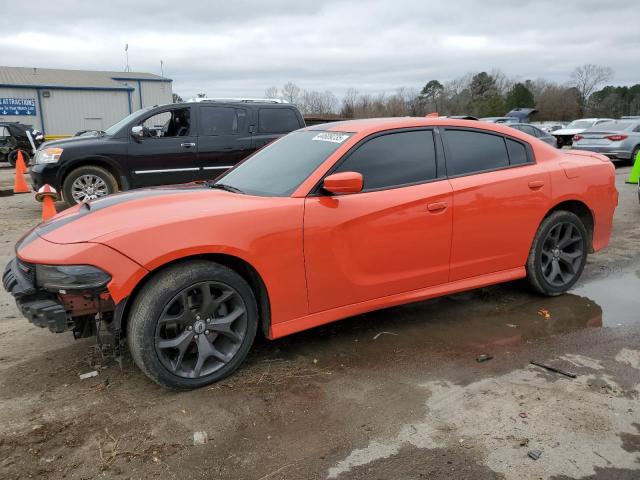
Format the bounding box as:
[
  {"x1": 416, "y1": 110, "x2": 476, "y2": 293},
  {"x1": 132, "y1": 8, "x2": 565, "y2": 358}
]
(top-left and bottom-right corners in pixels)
[{"x1": 0, "y1": 163, "x2": 638, "y2": 480}]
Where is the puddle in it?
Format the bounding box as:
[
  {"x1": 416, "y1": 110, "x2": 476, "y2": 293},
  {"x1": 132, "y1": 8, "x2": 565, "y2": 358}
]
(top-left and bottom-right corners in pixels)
[{"x1": 572, "y1": 269, "x2": 640, "y2": 327}]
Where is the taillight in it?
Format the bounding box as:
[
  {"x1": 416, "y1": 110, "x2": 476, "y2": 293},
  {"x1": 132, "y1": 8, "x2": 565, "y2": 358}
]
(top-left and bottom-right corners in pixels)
[
  {"x1": 605, "y1": 134, "x2": 628, "y2": 141},
  {"x1": 573, "y1": 135, "x2": 583, "y2": 141}
]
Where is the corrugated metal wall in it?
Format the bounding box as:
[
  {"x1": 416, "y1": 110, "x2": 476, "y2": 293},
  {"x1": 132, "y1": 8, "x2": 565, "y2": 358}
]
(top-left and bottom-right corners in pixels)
[
  {"x1": 39, "y1": 89, "x2": 130, "y2": 135},
  {"x1": 0, "y1": 87, "x2": 41, "y2": 130}
]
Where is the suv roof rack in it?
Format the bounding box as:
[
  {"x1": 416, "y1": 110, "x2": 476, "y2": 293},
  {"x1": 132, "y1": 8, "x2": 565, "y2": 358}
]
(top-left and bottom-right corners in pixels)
[{"x1": 186, "y1": 97, "x2": 290, "y2": 104}]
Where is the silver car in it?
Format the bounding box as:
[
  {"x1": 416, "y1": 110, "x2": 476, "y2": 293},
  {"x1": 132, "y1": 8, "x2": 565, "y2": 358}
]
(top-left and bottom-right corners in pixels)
[
  {"x1": 572, "y1": 120, "x2": 640, "y2": 162},
  {"x1": 508, "y1": 123, "x2": 559, "y2": 147}
]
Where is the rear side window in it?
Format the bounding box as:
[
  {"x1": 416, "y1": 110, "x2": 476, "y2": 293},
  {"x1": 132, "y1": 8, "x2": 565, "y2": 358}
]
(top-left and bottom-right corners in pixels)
[
  {"x1": 506, "y1": 138, "x2": 529, "y2": 165},
  {"x1": 199, "y1": 106, "x2": 246, "y2": 136},
  {"x1": 334, "y1": 130, "x2": 437, "y2": 190},
  {"x1": 444, "y1": 130, "x2": 509, "y2": 176},
  {"x1": 258, "y1": 108, "x2": 300, "y2": 133}
]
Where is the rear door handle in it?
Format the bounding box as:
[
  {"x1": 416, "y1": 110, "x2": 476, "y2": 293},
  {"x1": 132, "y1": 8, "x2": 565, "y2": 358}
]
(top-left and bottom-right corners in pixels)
[
  {"x1": 528, "y1": 180, "x2": 545, "y2": 189},
  {"x1": 427, "y1": 201, "x2": 448, "y2": 213},
  {"x1": 180, "y1": 142, "x2": 196, "y2": 148}
]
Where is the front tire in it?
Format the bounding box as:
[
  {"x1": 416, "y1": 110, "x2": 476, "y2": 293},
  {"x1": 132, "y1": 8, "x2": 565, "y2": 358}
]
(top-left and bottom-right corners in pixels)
[
  {"x1": 62, "y1": 165, "x2": 118, "y2": 205},
  {"x1": 7, "y1": 149, "x2": 29, "y2": 167},
  {"x1": 127, "y1": 260, "x2": 258, "y2": 390},
  {"x1": 526, "y1": 211, "x2": 588, "y2": 296}
]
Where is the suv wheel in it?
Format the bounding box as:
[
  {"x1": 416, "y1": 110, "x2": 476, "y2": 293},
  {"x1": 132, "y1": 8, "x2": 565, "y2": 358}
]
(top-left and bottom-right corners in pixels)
[
  {"x1": 7, "y1": 149, "x2": 29, "y2": 167},
  {"x1": 127, "y1": 260, "x2": 258, "y2": 390},
  {"x1": 62, "y1": 165, "x2": 118, "y2": 205},
  {"x1": 526, "y1": 211, "x2": 588, "y2": 296}
]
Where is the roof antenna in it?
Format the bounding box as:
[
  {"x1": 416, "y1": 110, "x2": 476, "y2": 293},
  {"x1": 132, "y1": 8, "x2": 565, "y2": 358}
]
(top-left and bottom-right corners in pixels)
[{"x1": 124, "y1": 43, "x2": 130, "y2": 72}]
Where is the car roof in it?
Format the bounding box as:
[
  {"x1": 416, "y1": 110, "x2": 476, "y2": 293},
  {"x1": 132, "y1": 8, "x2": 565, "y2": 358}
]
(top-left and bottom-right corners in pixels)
[{"x1": 304, "y1": 117, "x2": 536, "y2": 137}]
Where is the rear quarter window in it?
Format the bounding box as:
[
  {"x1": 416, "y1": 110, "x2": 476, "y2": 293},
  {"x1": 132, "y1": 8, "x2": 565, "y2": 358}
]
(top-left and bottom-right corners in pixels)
[{"x1": 258, "y1": 108, "x2": 301, "y2": 133}]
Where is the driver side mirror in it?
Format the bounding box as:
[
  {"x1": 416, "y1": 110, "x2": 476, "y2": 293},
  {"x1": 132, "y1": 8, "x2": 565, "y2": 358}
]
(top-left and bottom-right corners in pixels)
[
  {"x1": 131, "y1": 125, "x2": 146, "y2": 139},
  {"x1": 323, "y1": 171, "x2": 363, "y2": 195}
]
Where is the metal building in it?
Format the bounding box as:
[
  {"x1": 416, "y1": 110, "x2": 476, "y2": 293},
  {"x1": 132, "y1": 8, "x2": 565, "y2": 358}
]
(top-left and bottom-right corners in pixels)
[{"x1": 0, "y1": 66, "x2": 172, "y2": 137}]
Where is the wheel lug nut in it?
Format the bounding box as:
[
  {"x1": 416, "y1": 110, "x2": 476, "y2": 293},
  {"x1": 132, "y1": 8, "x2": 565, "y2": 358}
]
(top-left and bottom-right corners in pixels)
[
  {"x1": 195, "y1": 315, "x2": 201, "y2": 320},
  {"x1": 187, "y1": 326, "x2": 192, "y2": 331},
  {"x1": 206, "y1": 318, "x2": 211, "y2": 324},
  {"x1": 194, "y1": 334, "x2": 198, "y2": 339},
  {"x1": 205, "y1": 330, "x2": 210, "y2": 335}
]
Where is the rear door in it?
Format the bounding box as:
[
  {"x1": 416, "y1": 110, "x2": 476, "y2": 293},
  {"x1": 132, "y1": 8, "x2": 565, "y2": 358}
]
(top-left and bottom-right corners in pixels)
[
  {"x1": 443, "y1": 128, "x2": 552, "y2": 281},
  {"x1": 127, "y1": 106, "x2": 199, "y2": 187},
  {"x1": 196, "y1": 105, "x2": 253, "y2": 180},
  {"x1": 304, "y1": 129, "x2": 452, "y2": 313},
  {"x1": 252, "y1": 107, "x2": 303, "y2": 150}
]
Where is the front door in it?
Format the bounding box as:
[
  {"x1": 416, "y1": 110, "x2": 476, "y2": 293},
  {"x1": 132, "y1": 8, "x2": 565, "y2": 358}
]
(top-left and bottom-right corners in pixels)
[
  {"x1": 128, "y1": 106, "x2": 198, "y2": 188},
  {"x1": 196, "y1": 105, "x2": 253, "y2": 181},
  {"x1": 303, "y1": 129, "x2": 452, "y2": 313}
]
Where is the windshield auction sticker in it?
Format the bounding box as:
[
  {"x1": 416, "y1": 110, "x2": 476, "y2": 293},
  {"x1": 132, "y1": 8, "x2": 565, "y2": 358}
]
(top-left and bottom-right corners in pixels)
[{"x1": 312, "y1": 132, "x2": 350, "y2": 143}]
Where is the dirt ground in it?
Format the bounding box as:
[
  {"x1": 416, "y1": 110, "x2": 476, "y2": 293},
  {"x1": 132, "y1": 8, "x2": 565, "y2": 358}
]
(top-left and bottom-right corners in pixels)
[{"x1": 0, "y1": 163, "x2": 638, "y2": 480}]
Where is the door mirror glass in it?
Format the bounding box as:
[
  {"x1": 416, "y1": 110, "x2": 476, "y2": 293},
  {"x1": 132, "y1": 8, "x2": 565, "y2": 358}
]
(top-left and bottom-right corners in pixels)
[
  {"x1": 131, "y1": 125, "x2": 145, "y2": 138},
  {"x1": 323, "y1": 171, "x2": 363, "y2": 195}
]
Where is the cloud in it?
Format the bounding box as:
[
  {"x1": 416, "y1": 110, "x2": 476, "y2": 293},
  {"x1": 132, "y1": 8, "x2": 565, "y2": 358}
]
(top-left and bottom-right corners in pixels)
[{"x1": 0, "y1": 0, "x2": 638, "y2": 99}]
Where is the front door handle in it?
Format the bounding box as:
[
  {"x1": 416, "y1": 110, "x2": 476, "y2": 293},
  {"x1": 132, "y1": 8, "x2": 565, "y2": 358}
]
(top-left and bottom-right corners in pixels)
[
  {"x1": 180, "y1": 142, "x2": 196, "y2": 148},
  {"x1": 427, "y1": 201, "x2": 448, "y2": 213},
  {"x1": 528, "y1": 180, "x2": 545, "y2": 189}
]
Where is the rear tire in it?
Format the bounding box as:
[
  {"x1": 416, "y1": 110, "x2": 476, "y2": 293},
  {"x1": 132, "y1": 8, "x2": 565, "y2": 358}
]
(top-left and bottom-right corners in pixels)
[
  {"x1": 127, "y1": 260, "x2": 258, "y2": 390},
  {"x1": 62, "y1": 165, "x2": 118, "y2": 205},
  {"x1": 526, "y1": 211, "x2": 588, "y2": 296}
]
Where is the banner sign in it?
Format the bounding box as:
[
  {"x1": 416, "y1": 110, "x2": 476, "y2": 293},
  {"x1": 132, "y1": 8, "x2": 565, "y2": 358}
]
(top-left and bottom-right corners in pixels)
[{"x1": 0, "y1": 98, "x2": 36, "y2": 116}]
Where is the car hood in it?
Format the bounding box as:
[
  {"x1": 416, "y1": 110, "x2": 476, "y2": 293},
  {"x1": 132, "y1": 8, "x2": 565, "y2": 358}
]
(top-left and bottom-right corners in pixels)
[
  {"x1": 40, "y1": 134, "x2": 108, "y2": 149},
  {"x1": 552, "y1": 128, "x2": 587, "y2": 136},
  {"x1": 32, "y1": 184, "x2": 267, "y2": 244}
]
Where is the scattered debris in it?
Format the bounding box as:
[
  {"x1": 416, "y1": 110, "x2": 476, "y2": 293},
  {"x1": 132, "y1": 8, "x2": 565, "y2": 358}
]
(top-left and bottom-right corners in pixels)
[
  {"x1": 528, "y1": 449, "x2": 543, "y2": 460},
  {"x1": 537, "y1": 309, "x2": 552, "y2": 319},
  {"x1": 373, "y1": 331, "x2": 399, "y2": 340},
  {"x1": 506, "y1": 324, "x2": 518, "y2": 328},
  {"x1": 530, "y1": 361, "x2": 577, "y2": 379},
  {"x1": 519, "y1": 438, "x2": 529, "y2": 447},
  {"x1": 476, "y1": 354, "x2": 494, "y2": 363},
  {"x1": 79, "y1": 370, "x2": 98, "y2": 380},
  {"x1": 193, "y1": 431, "x2": 208, "y2": 445},
  {"x1": 313, "y1": 358, "x2": 318, "y2": 364},
  {"x1": 519, "y1": 412, "x2": 528, "y2": 418}
]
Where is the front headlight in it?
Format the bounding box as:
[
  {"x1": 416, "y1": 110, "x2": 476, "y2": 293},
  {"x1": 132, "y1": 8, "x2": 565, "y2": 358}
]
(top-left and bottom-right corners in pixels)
[
  {"x1": 35, "y1": 147, "x2": 63, "y2": 164},
  {"x1": 35, "y1": 264, "x2": 111, "y2": 291}
]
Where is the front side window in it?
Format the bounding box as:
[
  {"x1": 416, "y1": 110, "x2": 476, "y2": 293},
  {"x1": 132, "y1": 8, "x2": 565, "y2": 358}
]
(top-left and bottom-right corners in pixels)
[
  {"x1": 444, "y1": 130, "x2": 510, "y2": 176},
  {"x1": 258, "y1": 108, "x2": 300, "y2": 133},
  {"x1": 215, "y1": 130, "x2": 351, "y2": 196},
  {"x1": 334, "y1": 130, "x2": 437, "y2": 190},
  {"x1": 140, "y1": 108, "x2": 191, "y2": 137},
  {"x1": 199, "y1": 107, "x2": 247, "y2": 136}
]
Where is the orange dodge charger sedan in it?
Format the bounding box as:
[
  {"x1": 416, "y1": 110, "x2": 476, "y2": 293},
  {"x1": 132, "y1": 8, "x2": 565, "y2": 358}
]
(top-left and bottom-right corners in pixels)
[{"x1": 4, "y1": 118, "x2": 618, "y2": 389}]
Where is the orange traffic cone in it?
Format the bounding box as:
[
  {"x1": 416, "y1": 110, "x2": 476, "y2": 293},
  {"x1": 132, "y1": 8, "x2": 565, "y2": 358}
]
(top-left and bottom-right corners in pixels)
[
  {"x1": 13, "y1": 152, "x2": 30, "y2": 194},
  {"x1": 17, "y1": 150, "x2": 28, "y2": 174},
  {"x1": 35, "y1": 185, "x2": 58, "y2": 221}
]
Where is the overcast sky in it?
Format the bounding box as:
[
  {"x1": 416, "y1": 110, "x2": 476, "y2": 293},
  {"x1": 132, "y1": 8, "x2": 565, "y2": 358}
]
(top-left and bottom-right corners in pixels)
[{"x1": 1, "y1": 0, "x2": 638, "y2": 99}]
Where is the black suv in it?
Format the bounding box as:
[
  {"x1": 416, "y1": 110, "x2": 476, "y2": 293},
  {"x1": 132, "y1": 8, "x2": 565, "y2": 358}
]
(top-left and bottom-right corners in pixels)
[{"x1": 30, "y1": 100, "x2": 305, "y2": 205}]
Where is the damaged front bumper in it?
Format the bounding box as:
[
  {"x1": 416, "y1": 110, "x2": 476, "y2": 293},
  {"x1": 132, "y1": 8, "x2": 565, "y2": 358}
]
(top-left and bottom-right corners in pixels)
[{"x1": 3, "y1": 257, "x2": 72, "y2": 333}]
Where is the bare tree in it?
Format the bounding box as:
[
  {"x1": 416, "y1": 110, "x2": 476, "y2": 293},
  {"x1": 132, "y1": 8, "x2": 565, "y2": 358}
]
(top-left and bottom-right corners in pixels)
[
  {"x1": 196, "y1": 93, "x2": 207, "y2": 98},
  {"x1": 570, "y1": 64, "x2": 614, "y2": 108},
  {"x1": 281, "y1": 82, "x2": 301, "y2": 104},
  {"x1": 264, "y1": 86, "x2": 279, "y2": 99}
]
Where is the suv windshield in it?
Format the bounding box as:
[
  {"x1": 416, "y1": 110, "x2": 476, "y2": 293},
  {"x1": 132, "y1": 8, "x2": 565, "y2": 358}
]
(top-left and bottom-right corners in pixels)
[
  {"x1": 104, "y1": 108, "x2": 153, "y2": 135},
  {"x1": 215, "y1": 130, "x2": 352, "y2": 196}
]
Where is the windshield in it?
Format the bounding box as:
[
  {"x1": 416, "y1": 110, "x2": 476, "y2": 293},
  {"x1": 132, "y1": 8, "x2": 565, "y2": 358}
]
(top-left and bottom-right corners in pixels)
[
  {"x1": 215, "y1": 130, "x2": 352, "y2": 196},
  {"x1": 103, "y1": 108, "x2": 153, "y2": 135},
  {"x1": 567, "y1": 120, "x2": 595, "y2": 129}
]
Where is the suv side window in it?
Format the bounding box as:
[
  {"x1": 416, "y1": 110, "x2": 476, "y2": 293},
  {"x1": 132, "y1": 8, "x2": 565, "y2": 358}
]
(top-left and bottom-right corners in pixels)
[
  {"x1": 140, "y1": 108, "x2": 191, "y2": 137},
  {"x1": 258, "y1": 108, "x2": 300, "y2": 133},
  {"x1": 199, "y1": 106, "x2": 247, "y2": 136},
  {"x1": 444, "y1": 129, "x2": 510, "y2": 176},
  {"x1": 333, "y1": 130, "x2": 437, "y2": 190}
]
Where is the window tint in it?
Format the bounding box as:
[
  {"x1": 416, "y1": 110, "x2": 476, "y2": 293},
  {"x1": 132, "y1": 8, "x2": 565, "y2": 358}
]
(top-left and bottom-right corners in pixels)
[
  {"x1": 199, "y1": 107, "x2": 246, "y2": 136},
  {"x1": 334, "y1": 130, "x2": 437, "y2": 190},
  {"x1": 444, "y1": 130, "x2": 509, "y2": 176},
  {"x1": 506, "y1": 138, "x2": 529, "y2": 165},
  {"x1": 140, "y1": 108, "x2": 191, "y2": 137},
  {"x1": 258, "y1": 108, "x2": 300, "y2": 133}
]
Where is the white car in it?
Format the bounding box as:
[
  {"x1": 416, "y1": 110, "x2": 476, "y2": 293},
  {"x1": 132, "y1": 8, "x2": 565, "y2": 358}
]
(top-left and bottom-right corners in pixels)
[{"x1": 552, "y1": 118, "x2": 613, "y2": 147}]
